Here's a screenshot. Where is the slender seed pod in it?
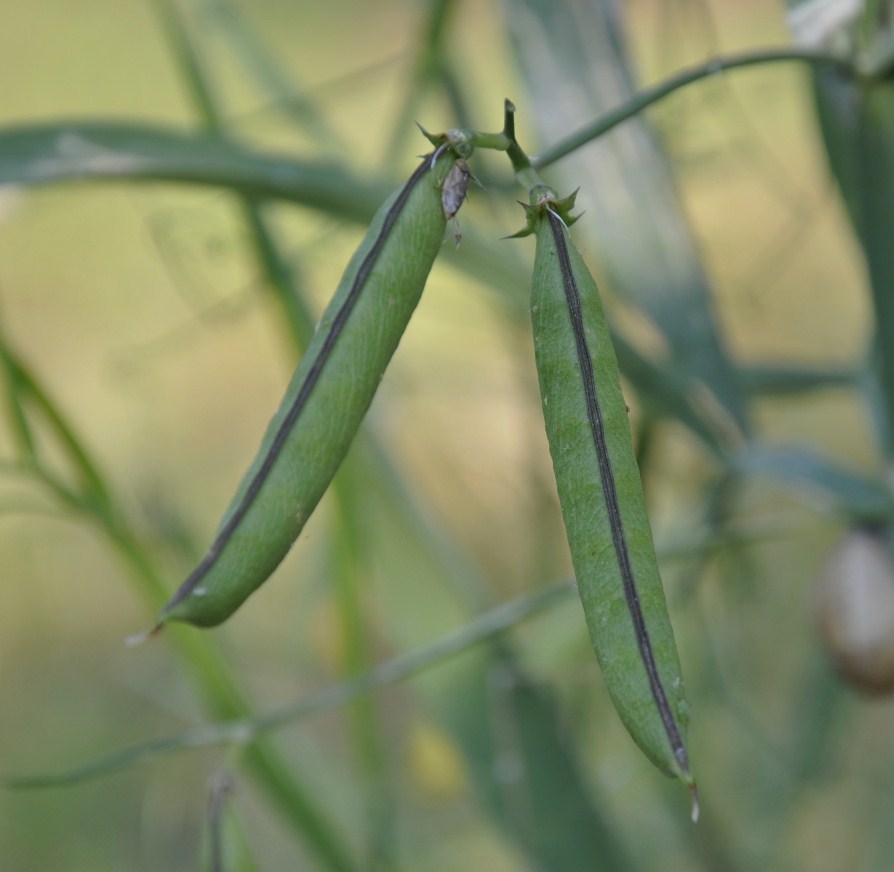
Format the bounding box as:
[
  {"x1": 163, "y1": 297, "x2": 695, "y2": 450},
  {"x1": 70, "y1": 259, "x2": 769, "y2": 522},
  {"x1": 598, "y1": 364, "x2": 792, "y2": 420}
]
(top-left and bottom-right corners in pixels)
[
  {"x1": 523, "y1": 189, "x2": 696, "y2": 811},
  {"x1": 158, "y1": 147, "x2": 464, "y2": 628}
]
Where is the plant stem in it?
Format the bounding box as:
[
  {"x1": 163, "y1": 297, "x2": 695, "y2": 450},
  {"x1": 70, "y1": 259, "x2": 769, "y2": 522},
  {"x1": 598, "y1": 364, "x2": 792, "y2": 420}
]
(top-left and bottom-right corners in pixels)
[
  {"x1": 3, "y1": 582, "x2": 575, "y2": 787},
  {"x1": 533, "y1": 47, "x2": 850, "y2": 169},
  {"x1": 500, "y1": 98, "x2": 547, "y2": 193}
]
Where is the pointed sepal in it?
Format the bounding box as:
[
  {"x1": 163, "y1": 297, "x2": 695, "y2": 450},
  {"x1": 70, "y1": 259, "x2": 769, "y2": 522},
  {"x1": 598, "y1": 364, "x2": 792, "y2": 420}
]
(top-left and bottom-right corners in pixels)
[
  {"x1": 541, "y1": 187, "x2": 580, "y2": 227},
  {"x1": 507, "y1": 186, "x2": 581, "y2": 239},
  {"x1": 416, "y1": 122, "x2": 446, "y2": 149},
  {"x1": 505, "y1": 200, "x2": 542, "y2": 239}
]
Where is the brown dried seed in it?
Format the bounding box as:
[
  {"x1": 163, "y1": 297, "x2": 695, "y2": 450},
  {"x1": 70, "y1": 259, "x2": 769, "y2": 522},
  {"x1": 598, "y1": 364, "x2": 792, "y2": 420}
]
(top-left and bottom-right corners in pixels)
[
  {"x1": 441, "y1": 159, "x2": 472, "y2": 220},
  {"x1": 815, "y1": 528, "x2": 894, "y2": 694}
]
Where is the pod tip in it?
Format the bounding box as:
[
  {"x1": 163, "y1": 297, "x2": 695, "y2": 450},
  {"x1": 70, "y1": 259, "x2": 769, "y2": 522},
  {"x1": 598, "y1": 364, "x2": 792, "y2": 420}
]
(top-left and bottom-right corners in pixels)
[
  {"x1": 689, "y1": 782, "x2": 700, "y2": 824},
  {"x1": 123, "y1": 623, "x2": 164, "y2": 648}
]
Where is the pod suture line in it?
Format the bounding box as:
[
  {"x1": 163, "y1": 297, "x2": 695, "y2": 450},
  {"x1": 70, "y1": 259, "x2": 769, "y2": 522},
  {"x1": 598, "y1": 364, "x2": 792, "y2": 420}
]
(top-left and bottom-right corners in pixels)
[{"x1": 546, "y1": 209, "x2": 691, "y2": 777}]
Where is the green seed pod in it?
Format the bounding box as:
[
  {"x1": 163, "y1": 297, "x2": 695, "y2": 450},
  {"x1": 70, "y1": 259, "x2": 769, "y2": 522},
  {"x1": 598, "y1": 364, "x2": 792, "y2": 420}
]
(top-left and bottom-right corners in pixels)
[
  {"x1": 525, "y1": 190, "x2": 696, "y2": 809},
  {"x1": 159, "y1": 147, "x2": 463, "y2": 628}
]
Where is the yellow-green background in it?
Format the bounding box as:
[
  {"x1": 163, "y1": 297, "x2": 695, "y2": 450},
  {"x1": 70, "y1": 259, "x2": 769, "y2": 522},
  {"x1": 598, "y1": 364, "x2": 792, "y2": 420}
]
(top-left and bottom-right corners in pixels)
[{"x1": 1, "y1": 0, "x2": 889, "y2": 870}]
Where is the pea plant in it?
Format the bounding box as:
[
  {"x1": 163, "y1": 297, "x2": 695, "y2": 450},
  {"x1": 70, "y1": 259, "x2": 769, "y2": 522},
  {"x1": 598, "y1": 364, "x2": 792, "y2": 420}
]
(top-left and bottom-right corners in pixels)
[{"x1": 2, "y1": 0, "x2": 893, "y2": 870}]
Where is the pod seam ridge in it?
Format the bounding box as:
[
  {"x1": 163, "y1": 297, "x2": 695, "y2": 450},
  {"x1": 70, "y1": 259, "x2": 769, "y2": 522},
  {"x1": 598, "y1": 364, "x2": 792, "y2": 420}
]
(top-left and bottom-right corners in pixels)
[{"x1": 547, "y1": 209, "x2": 690, "y2": 775}]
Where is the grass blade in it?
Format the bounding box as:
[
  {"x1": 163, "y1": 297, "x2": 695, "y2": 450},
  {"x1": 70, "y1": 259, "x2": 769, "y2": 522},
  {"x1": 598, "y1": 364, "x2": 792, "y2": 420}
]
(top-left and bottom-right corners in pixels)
[
  {"x1": 505, "y1": 0, "x2": 755, "y2": 436},
  {"x1": 1, "y1": 584, "x2": 573, "y2": 788},
  {"x1": 0, "y1": 121, "x2": 386, "y2": 221},
  {"x1": 733, "y1": 445, "x2": 894, "y2": 520},
  {"x1": 812, "y1": 66, "x2": 894, "y2": 457},
  {"x1": 0, "y1": 331, "x2": 357, "y2": 872},
  {"x1": 201, "y1": 0, "x2": 345, "y2": 149}
]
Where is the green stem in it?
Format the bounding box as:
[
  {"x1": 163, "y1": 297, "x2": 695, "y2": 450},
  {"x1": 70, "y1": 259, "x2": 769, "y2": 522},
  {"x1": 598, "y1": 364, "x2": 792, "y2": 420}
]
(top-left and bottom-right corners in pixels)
[
  {"x1": 0, "y1": 349, "x2": 357, "y2": 872},
  {"x1": 330, "y1": 465, "x2": 397, "y2": 869},
  {"x1": 2, "y1": 582, "x2": 574, "y2": 788},
  {"x1": 0, "y1": 338, "x2": 37, "y2": 461},
  {"x1": 500, "y1": 98, "x2": 547, "y2": 193},
  {"x1": 106, "y1": 508, "x2": 359, "y2": 872},
  {"x1": 533, "y1": 47, "x2": 850, "y2": 169},
  {"x1": 113, "y1": 5, "x2": 363, "y2": 870},
  {"x1": 465, "y1": 131, "x2": 511, "y2": 152},
  {"x1": 204, "y1": 0, "x2": 344, "y2": 151},
  {"x1": 381, "y1": 0, "x2": 461, "y2": 165}
]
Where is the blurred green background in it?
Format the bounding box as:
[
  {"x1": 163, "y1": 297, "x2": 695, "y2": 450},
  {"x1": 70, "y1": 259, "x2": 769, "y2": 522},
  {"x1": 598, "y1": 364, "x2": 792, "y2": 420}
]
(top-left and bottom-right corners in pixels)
[{"x1": 2, "y1": 0, "x2": 892, "y2": 870}]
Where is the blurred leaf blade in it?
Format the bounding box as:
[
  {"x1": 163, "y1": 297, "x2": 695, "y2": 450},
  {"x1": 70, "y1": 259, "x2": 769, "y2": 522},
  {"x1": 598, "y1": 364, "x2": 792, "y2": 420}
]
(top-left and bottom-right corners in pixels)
[
  {"x1": 532, "y1": 47, "x2": 847, "y2": 170},
  {"x1": 382, "y1": 0, "x2": 462, "y2": 162},
  {"x1": 0, "y1": 328, "x2": 38, "y2": 462},
  {"x1": 435, "y1": 656, "x2": 637, "y2": 871},
  {"x1": 201, "y1": 0, "x2": 345, "y2": 149},
  {"x1": 738, "y1": 362, "x2": 857, "y2": 396},
  {"x1": 152, "y1": 0, "x2": 395, "y2": 862},
  {"x1": 358, "y1": 454, "x2": 641, "y2": 872},
  {"x1": 0, "y1": 325, "x2": 359, "y2": 872},
  {"x1": 329, "y1": 467, "x2": 399, "y2": 866},
  {"x1": 1, "y1": 583, "x2": 574, "y2": 788},
  {"x1": 812, "y1": 65, "x2": 894, "y2": 457},
  {"x1": 504, "y1": 0, "x2": 750, "y2": 438},
  {"x1": 0, "y1": 121, "x2": 387, "y2": 220},
  {"x1": 0, "y1": 120, "x2": 537, "y2": 307},
  {"x1": 613, "y1": 333, "x2": 735, "y2": 457},
  {"x1": 732, "y1": 444, "x2": 894, "y2": 520}
]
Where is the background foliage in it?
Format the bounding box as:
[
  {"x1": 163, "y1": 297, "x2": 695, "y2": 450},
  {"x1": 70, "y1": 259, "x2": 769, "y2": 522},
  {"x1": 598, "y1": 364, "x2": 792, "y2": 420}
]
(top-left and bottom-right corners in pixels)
[{"x1": 1, "y1": 0, "x2": 891, "y2": 870}]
